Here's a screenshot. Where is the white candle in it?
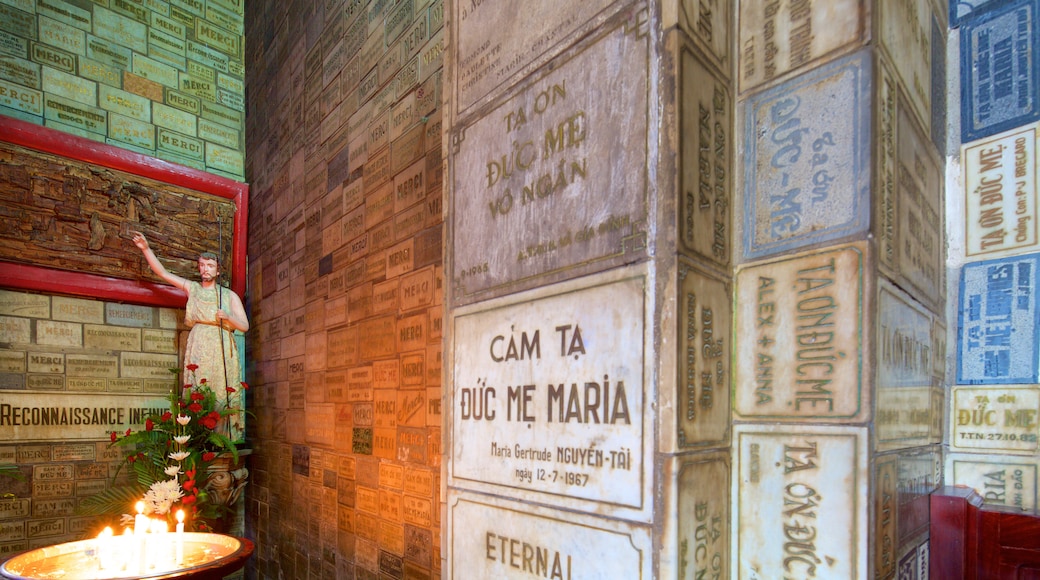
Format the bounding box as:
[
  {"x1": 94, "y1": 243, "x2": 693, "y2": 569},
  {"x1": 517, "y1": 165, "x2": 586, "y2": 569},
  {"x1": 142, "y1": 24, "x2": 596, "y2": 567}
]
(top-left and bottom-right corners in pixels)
[
  {"x1": 122, "y1": 527, "x2": 135, "y2": 574},
  {"x1": 175, "y1": 510, "x2": 185, "y2": 565},
  {"x1": 96, "y1": 526, "x2": 113, "y2": 571},
  {"x1": 134, "y1": 501, "x2": 148, "y2": 535}
]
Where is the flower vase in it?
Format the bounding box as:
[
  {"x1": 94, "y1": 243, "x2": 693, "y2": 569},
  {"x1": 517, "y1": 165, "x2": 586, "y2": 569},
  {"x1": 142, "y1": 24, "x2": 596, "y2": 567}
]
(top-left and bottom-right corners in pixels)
[{"x1": 200, "y1": 448, "x2": 250, "y2": 536}]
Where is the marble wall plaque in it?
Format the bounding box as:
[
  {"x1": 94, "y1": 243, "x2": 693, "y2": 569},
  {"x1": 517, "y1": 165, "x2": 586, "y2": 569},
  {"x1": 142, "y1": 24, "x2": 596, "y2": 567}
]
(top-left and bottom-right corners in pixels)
[
  {"x1": 447, "y1": 492, "x2": 651, "y2": 579},
  {"x1": 119, "y1": 352, "x2": 179, "y2": 379},
  {"x1": 951, "y1": 0, "x2": 1010, "y2": 26},
  {"x1": 0, "y1": 78, "x2": 42, "y2": 115},
  {"x1": 952, "y1": 385, "x2": 1040, "y2": 453},
  {"x1": 452, "y1": 25, "x2": 648, "y2": 303},
  {"x1": 679, "y1": 45, "x2": 731, "y2": 265},
  {"x1": 84, "y1": 324, "x2": 141, "y2": 350},
  {"x1": 451, "y1": 268, "x2": 649, "y2": 518},
  {"x1": 0, "y1": 317, "x2": 31, "y2": 345},
  {"x1": 0, "y1": 352, "x2": 25, "y2": 374},
  {"x1": 742, "y1": 50, "x2": 871, "y2": 261},
  {"x1": 36, "y1": 320, "x2": 81, "y2": 347},
  {"x1": 737, "y1": 0, "x2": 864, "y2": 91},
  {"x1": 963, "y1": 123, "x2": 1038, "y2": 258},
  {"x1": 878, "y1": 0, "x2": 935, "y2": 134},
  {"x1": 875, "y1": 455, "x2": 898, "y2": 578},
  {"x1": 0, "y1": 392, "x2": 166, "y2": 440},
  {"x1": 960, "y1": 0, "x2": 1040, "y2": 142},
  {"x1": 876, "y1": 282, "x2": 942, "y2": 450},
  {"x1": 105, "y1": 303, "x2": 154, "y2": 327},
  {"x1": 26, "y1": 353, "x2": 64, "y2": 375},
  {"x1": 675, "y1": 259, "x2": 731, "y2": 448},
  {"x1": 947, "y1": 453, "x2": 1038, "y2": 510},
  {"x1": 734, "y1": 243, "x2": 869, "y2": 421},
  {"x1": 660, "y1": 452, "x2": 729, "y2": 579},
  {"x1": 957, "y1": 253, "x2": 1040, "y2": 384},
  {"x1": 667, "y1": 0, "x2": 730, "y2": 72},
  {"x1": 734, "y1": 425, "x2": 868, "y2": 578},
  {"x1": 0, "y1": 292, "x2": 49, "y2": 319}
]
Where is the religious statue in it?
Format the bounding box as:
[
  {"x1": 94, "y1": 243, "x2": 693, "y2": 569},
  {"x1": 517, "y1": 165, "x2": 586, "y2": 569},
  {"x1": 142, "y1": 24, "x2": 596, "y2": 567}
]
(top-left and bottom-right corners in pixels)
[{"x1": 131, "y1": 231, "x2": 249, "y2": 441}]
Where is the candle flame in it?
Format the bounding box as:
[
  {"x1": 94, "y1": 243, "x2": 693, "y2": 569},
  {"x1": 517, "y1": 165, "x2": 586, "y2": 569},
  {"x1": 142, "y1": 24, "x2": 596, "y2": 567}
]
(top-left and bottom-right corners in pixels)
[
  {"x1": 135, "y1": 500, "x2": 145, "y2": 514},
  {"x1": 176, "y1": 509, "x2": 185, "y2": 523}
]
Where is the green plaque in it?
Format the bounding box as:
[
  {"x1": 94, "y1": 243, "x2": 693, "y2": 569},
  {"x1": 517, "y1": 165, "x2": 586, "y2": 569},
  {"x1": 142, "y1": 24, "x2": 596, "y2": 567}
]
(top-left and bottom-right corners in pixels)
[
  {"x1": 200, "y1": 98, "x2": 240, "y2": 128},
  {"x1": 0, "y1": 3, "x2": 36, "y2": 40},
  {"x1": 30, "y1": 41, "x2": 74, "y2": 74},
  {"x1": 77, "y1": 56, "x2": 120, "y2": 87},
  {"x1": 86, "y1": 34, "x2": 130, "y2": 69},
  {"x1": 36, "y1": 0, "x2": 92, "y2": 31},
  {"x1": 152, "y1": 100, "x2": 195, "y2": 134},
  {"x1": 43, "y1": 93, "x2": 106, "y2": 133},
  {"x1": 170, "y1": 0, "x2": 203, "y2": 16},
  {"x1": 206, "y1": 2, "x2": 242, "y2": 34},
  {"x1": 217, "y1": 87, "x2": 242, "y2": 111},
  {"x1": 168, "y1": 5, "x2": 195, "y2": 28},
  {"x1": 205, "y1": 141, "x2": 243, "y2": 174},
  {"x1": 92, "y1": 6, "x2": 146, "y2": 53},
  {"x1": 0, "y1": 30, "x2": 28, "y2": 59},
  {"x1": 208, "y1": 0, "x2": 243, "y2": 16},
  {"x1": 164, "y1": 87, "x2": 199, "y2": 114},
  {"x1": 216, "y1": 71, "x2": 242, "y2": 94},
  {"x1": 147, "y1": 45, "x2": 186, "y2": 71},
  {"x1": 194, "y1": 19, "x2": 238, "y2": 57},
  {"x1": 98, "y1": 83, "x2": 150, "y2": 121},
  {"x1": 38, "y1": 15, "x2": 86, "y2": 55},
  {"x1": 109, "y1": 0, "x2": 147, "y2": 22},
  {"x1": 157, "y1": 126, "x2": 203, "y2": 159},
  {"x1": 185, "y1": 59, "x2": 213, "y2": 81},
  {"x1": 0, "y1": 79, "x2": 40, "y2": 115},
  {"x1": 132, "y1": 53, "x2": 178, "y2": 86},
  {"x1": 150, "y1": 12, "x2": 185, "y2": 38},
  {"x1": 41, "y1": 66, "x2": 96, "y2": 106},
  {"x1": 185, "y1": 39, "x2": 229, "y2": 72},
  {"x1": 198, "y1": 116, "x2": 238, "y2": 148},
  {"x1": 44, "y1": 117, "x2": 99, "y2": 140},
  {"x1": 149, "y1": 28, "x2": 185, "y2": 55},
  {"x1": 178, "y1": 73, "x2": 215, "y2": 100},
  {"x1": 0, "y1": 55, "x2": 40, "y2": 89}
]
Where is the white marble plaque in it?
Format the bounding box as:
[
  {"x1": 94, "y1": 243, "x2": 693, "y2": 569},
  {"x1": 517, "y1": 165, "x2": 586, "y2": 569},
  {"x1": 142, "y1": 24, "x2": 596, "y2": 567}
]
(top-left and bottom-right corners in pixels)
[
  {"x1": 452, "y1": 0, "x2": 618, "y2": 113},
  {"x1": 448, "y1": 492, "x2": 651, "y2": 580},
  {"x1": 963, "y1": 123, "x2": 1039, "y2": 258},
  {"x1": 951, "y1": 386, "x2": 1040, "y2": 454},
  {"x1": 451, "y1": 267, "x2": 649, "y2": 519},
  {"x1": 0, "y1": 291, "x2": 48, "y2": 318},
  {"x1": 734, "y1": 243, "x2": 870, "y2": 421},
  {"x1": 0, "y1": 392, "x2": 168, "y2": 441},
  {"x1": 878, "y1": 0, "x2": 935, "y2": 133},
  {"x1": 947, "y1": 453, "x2": 1039, "y2": 510},
  {"x1": 660, "y1": 452, "x2": 729, "y2": 579},
  {"x1": 734, "y1": 425, "x2": 868, "y2": 579},
  {"x1": 452, "y1": 24, "x2": 648, "y2": 304}
]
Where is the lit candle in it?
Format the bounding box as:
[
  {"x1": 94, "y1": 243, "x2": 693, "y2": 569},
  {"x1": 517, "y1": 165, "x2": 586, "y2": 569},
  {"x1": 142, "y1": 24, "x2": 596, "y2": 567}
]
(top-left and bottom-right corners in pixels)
[
  {"x1": 96, "y1": 526, "x2": 113, "y2": 571},
  {"x1": 123, "y1": 526, "x2": 135, "y2": 574},
  {"x1": 175, "y1": 510, "x2": 185, "y2": 565},
  {"x1": 134, "y1": 501, "x2": 148, "y2": 535},
  {"x1": 134, "y1": 501, "x2": 148, "y2": 572}
]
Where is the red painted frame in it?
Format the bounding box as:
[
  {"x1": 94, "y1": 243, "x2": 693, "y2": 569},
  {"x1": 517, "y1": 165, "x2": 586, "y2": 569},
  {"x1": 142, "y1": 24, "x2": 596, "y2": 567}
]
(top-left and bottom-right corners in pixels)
[{"x1": 0, "y1": 115, "x2": 248, "y2": 308}]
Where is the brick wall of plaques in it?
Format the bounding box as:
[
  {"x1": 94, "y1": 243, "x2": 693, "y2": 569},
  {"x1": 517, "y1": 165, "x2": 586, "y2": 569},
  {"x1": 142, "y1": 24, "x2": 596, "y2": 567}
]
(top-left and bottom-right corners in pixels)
[
  {"x1": 243, "y1": 0, "x2": 445, "y2": 578},
  {"x1": 0, "y1": 289, "x2": 181, "y2": 557},
  {"x1": 0, "y1": 0, "x2": 246, "y2": 180}
]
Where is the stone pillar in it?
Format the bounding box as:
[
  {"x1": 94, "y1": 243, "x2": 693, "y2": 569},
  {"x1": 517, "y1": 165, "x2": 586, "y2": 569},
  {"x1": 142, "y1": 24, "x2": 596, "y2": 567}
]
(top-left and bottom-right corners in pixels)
[{"x1": 444, "y1": 0, "x2": 951, "y2": 579}]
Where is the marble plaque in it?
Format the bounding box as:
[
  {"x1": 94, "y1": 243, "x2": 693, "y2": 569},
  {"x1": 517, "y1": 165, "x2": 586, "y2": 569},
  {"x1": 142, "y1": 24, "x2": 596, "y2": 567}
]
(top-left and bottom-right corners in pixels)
[
  {"x1": 964, "y1": 123, "x2": 1039, "y2": 258},
  {"x1": 734, "y1": 425, "x2": 868, "y2": 579},
  {"x1": 957, "y1": 253, "x2": 1040, "y2": 384},
  {"x1": 305, "y1": 403, "x2": 335, "y2": 446},
  {"x1": 947, "y1": 453, "x2": 1039, "y2": 510},
  {"x1": 666, "y1": 0, "x2": 730, "y2": 72},
  {"x1": 452, "y1": 268, "x2": 650, "y2": 519},
  {"x1": 27, "y1": 353, "x2": 64, "y2": 375},
  {"x1": 105, "y1": 303, "x2": 154, "y2": 327},
  {"x1": 452, "y1": 25, "x2": 648, "y2": 303},
  {"x1": 0, "y1": 55, "x2": 41, "y2": 89},
  {"x1": 674, "y1": 259, "x2": 731, "y2": 448},
  {"x1": 84, "y1": 324, "x2": 141, "y2": 350},
  {"x1": 0, "y1": 352, "x2": 24, "y2": 373},
  {"x1": 0, "y1": 78, "x2": 42, "y2": 116},
  {"x1": 660, "y1": 452, "x2": 729, "y2": 579},
  {"x1": 952, "y1": 385, "x2": 1040, "y2": 453},
  {"x1": 952, "y1": 0, "x2": 1010, "y2": 25},
  {"x1": 734, "y1": 243, "x2": 869, "y2": 421},
  {"x1": 679, "y1": 45, "x2": 731, "y2": 265},
  {"x1": 36, "y1": 320, "x2": 82, "y2": 347},
  {"x1": 878, "y1": 0, "x2": 936, "y2": 133},
  {"x1": 961, "y1": 1, "x2": 1040, "y2": 142},
  {"x1": 876, "y1": 282, "x2": 942, "y2": 450},
  {"x1": 120, "y1": 352, "x2": 178, "y2": 379},
  {"x1": 0, "y1": 392, "x2": 166, "y2": 440},
  {"x1": 0, "y1": 318, "x2": 31, "y2": 346},
  {"x1": 78, "y1": 57, "x2": 120, "y2": 88},
  {"x1": 142, "y1": 328, "x2": 177, "y2": 353},
  {"x1": 452, "y1": 0, "x2": 616, "y2": 112},
  {"x1": 737, "y1": 0, "x2": 863, "y2": 91},
  {"x1": 448, "y1": 492, "x2": 651, "y2": 579},
  {"x1": 875, "y1": 455, "x2": 898, "y2": 578},
  {"x1": 0, "y1": 292, "x2": 48, "y2": 319},
  {"x1": 49, "y1": 297, "x2": 100, "y2": 324},
  {"x1": 741, "y1": 50, "x2": 871, "y2": 261}
]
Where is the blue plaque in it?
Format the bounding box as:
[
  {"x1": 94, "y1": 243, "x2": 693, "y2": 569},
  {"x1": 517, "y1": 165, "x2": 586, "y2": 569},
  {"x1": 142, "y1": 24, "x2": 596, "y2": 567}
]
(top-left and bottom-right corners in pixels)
[
  {"x1": 951, "y1": 0, "x2": 1014, "y2": 26},
  {"x1": 742, "y1": 50, "x2": 872, "y2": 261},
  {"x1": 957, "y1": 253, "x2": 1040, "y2": 384},
  {"x1": 960, "y1": 0, "x2": 1040, "y2": 142}
]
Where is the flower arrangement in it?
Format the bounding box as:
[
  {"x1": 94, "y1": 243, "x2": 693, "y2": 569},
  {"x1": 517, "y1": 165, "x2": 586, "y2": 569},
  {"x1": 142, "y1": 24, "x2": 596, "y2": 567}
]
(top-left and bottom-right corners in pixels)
[{"x1": 79, "y1": 364, "x2": 247, "y2": 531}]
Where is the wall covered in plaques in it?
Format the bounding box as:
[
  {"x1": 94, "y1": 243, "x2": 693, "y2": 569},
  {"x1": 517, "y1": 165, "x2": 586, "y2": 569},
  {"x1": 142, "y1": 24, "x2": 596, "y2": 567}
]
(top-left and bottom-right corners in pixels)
[
  {"x1": 243, "y1": 0, "x2": 445, "y2": 577},
  {"x1": 0, "y1": 0, "x2": 246, "y2": 180},
  {"x1": 0, "y1": 289, "x2": 181, "y2": 556}
]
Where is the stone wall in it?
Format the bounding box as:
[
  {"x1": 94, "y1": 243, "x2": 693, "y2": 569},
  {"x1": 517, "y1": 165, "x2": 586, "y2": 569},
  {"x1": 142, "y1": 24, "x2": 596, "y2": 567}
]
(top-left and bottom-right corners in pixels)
[
  {"x1": 243, "y1": 0, "x2": 445, "y2": 577},
  {"x1": 0, "y1": 0, "x2": 246, "y2": 180},
  {"x1": 0, "y1": 289, "x2": 181, "y2": 556}
]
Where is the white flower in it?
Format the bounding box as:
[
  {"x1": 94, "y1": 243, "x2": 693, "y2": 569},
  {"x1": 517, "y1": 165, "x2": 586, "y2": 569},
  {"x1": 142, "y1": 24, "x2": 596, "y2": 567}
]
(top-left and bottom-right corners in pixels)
[
  {"x1": 169, "y1": 451, "x2": 190, "y2": 461},
  {"x1": 176, "y1": 415, "x2": 191, "y2": 426},
  {"x1": 173, "y1": 435, "x2": 190, "y2": 445},
  {"x1": 144, "y1": 479, "x2": 183, "y2": 515},
  {"x1": 164, "y1": 465, "x2": 182, "y2": 476}
]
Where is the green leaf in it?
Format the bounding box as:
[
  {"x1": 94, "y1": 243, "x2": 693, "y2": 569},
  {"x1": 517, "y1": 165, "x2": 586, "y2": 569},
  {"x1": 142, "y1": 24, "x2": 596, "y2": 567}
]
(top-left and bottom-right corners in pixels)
[{"x1": 75, "y1": 482, "x2": 147, "y2": 516}]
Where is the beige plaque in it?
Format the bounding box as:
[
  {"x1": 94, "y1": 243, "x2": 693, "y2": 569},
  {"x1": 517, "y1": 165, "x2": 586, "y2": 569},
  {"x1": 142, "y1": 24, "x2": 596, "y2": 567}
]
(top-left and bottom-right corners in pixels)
[
  {"x1": 735, "y1": 243, "x2": 870, "y2": 421},
  {"x1": 734, "y1": 424, "x2": 868, "y2": 578},
  {"x1": 26, "y1": 353, "x2": 64, "y2": 375},
  {"x1": 738, "y1": 0, "x2": 864, "y2": 91},
  {"x1": 660, "y1": 452, "x2": 729, "y2": 579},
  {"x1": 0, "y1": 291, "x2": 48, "y2": 318},
  {"x1": 875, "y1": 455, "x2": 898, "y2": 578},
  {"x1": 963, "y1": 123, "x2": 1039, "y2": 258},
  {"x1": 305, "y1": 403, "x2": 336, "y2": 446},
  {"x1": 36, "y1": 320, "x2": 82, "y2": 347},
  {"x1": 50, "y1": 296, "x2": 103, "y2": 323},
  {"x1": 84, "y1": 324, "x2": 141, "y2": 350},
  {"x1": 878, "y1": 0, "x2": 935, "y2": 133},
  {"x1": 666, "y1": 0, "x2": 730, "y2": 71},
  {"x1": 373, "y1": 359, "x2": 400, "y2": 390},
  {"x1": 0, "y1": 351, "x2": 25, "y2": 373},
  {"x1": 120, "y1": 352, "x2": 179, "y2": 379},
  {"x1": 0, "y1": 392, "x2": 167, "y2": 441},
  {"x1": 0, "y1": 316, "x2": 30, "y2": 345},
  {"x1": 65, "y1": 354, "x2": 118, "y2": 378},
  {"x1": 142, "y1": 328, "x2": 178, "y2": 353},
  {"x1": 952, "y1": 386, "x2": 1040, "y2": 454}
]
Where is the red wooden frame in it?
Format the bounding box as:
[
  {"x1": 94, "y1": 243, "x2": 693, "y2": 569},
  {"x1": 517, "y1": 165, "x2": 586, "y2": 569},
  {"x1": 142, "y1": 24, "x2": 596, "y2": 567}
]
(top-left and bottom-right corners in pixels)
[{"x1": 0, "y1": 115, "x2": 248, "y2": 308}]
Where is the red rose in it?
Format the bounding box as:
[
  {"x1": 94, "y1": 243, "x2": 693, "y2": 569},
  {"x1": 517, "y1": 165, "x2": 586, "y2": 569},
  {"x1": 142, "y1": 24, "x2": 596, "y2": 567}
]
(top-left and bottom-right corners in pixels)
[
  {"x1": 240, "y1": 382, "x2": 250, "y2": 390},
  {"x1": 191, "y1": 392, "x2": 205, "y2": 402},
  {"x1": 199, "y1": 378, "x2": 207, "y2": 385},
  {"x1": 181, "y1": 495, "x2": 197, "y2": 506},
  {"x1": 186, "y1": 364, "x2": 199, "y2": 372},
  {"x1": 200, "y1": 415, "x2": 218, "y2": 430},
  {"x1": 188, "y1": 403, "x2": 203, "y2": 413},
  {"x1": 145, "y1": 419, "x2": 154, "y2": 431},
  {"x1": 225, "y1": 386, "x2": 236, "y2": 393},
  {"x1": 110, "y1": 432, "x2": 117, "y2": 442},
  {"x1": 183, "y1": 383, "x2": 192, "y2": 390},
  {"x1": 124, "y1": 428, "x2": 131, "y2": 437},
  {"x1": 127, "y1": 454, "x2": 137, "y2": 463},
  {"x1": 202, "y1": 452, "x2": 216, "y2": 462},
  {"x1": 161, "y1": 412, "x2": 172, "y2": 422}
]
